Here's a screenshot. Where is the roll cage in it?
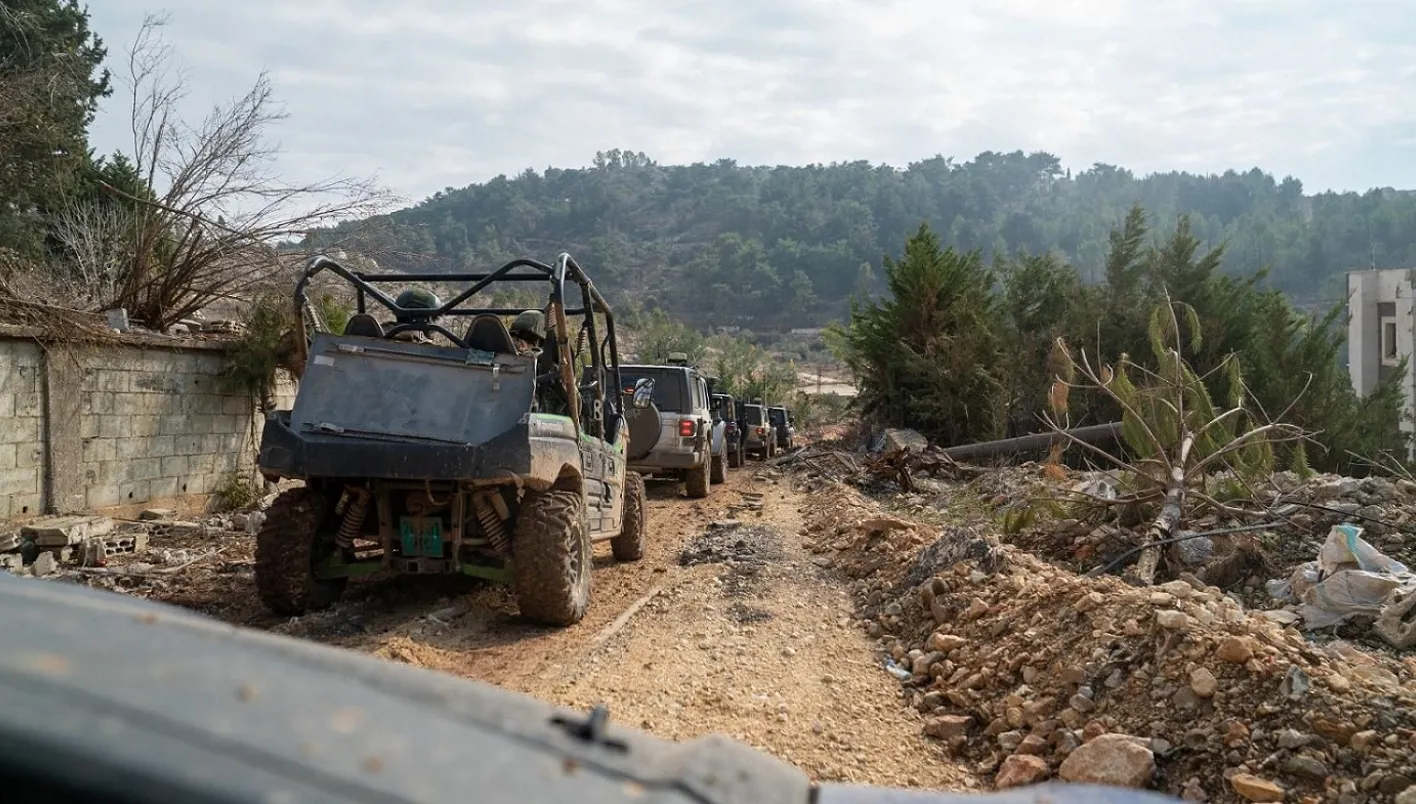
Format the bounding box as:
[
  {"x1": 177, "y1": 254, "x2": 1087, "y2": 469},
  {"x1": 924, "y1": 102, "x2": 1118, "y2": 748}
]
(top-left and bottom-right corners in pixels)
[{"x1": 290, "y1": 252, "x2": 624, "y2": 438}]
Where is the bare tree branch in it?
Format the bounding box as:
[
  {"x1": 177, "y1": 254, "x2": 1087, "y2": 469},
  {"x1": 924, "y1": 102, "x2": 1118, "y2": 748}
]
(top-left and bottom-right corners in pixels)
[{"x1": 46, "y1": 14, "x2": 401, "y2": 329}]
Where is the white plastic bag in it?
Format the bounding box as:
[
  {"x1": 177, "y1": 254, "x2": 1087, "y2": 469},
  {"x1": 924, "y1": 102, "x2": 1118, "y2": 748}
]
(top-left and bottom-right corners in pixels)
[{"x1": 1294, "y1": 525, "x2": 1416, "y2": 630}]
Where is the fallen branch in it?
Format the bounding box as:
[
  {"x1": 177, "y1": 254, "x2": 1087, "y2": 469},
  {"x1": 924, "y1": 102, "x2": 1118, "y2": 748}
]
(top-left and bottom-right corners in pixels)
[
  {"x1": 71, "y1": 547, "x2": 229, "y2": 579},
  {"x1": 590, "y1": 585, "x2": 666, "y2": 649}
]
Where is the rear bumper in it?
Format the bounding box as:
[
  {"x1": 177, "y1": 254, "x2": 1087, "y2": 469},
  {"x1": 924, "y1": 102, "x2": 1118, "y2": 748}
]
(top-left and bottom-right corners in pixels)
[
  {"x1": 628, "y1": 449, "x2": 703, "y2": 473},
  {"x1": 256, "y1": 413, "x2": 576, "y2": 484}
]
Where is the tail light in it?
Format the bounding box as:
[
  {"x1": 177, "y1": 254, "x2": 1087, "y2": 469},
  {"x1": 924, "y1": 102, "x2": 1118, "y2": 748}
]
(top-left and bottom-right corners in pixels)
[
  {"x1": 756, "y1": 426, "x2": 766, "y2": 436},
  {"x1": 679, "y1": 419, "x2": 696, "y2": 437}
]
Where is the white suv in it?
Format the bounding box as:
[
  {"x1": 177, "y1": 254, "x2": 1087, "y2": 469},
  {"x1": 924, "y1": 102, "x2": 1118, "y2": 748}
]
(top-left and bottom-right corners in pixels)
[{"x1": 620, "y1": 354, "x2": 727, "y2": 498}]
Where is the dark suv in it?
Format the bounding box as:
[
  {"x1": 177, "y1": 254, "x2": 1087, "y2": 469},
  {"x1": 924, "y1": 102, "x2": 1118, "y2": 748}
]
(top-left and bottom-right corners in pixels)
[
  {"x1": 711, "y1": 393, "x2": 745, "y2": 468},
  {"x1": 768, "y1": 405, "x2": 796, "y2": 451}
]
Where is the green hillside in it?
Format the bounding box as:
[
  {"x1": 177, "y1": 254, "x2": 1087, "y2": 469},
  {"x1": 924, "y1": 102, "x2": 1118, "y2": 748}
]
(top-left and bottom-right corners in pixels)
[{"x1": 309, "y1": 149, "x2": 1416, "y2": 329}]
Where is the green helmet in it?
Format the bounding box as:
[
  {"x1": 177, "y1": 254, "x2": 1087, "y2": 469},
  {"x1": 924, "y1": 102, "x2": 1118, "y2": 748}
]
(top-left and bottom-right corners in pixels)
[
  {"x1": 509, "y1": 310, "x2": 546, "y2": 345},
  {"x1": 394, "y1": 287, "x2": 440, "y2": 321}
]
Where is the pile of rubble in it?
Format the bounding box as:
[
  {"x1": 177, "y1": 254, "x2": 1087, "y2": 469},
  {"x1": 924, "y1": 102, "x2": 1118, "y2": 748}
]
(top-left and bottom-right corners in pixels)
[
  {"x1": 0, "y1": 505, "x2": 265, "y2": 583},
  {"x1": 803, "y1": 482, "x2": 1416, "y2": 803}
]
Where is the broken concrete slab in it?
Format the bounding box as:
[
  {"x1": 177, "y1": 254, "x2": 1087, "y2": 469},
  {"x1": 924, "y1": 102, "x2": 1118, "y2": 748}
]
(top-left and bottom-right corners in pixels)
[
  {"x1": 20, "y1": 516, "x2": 117, "y2": 547},
  {"x1": 882, "y1": 428, "x2": 929, "y2": 453},
  {"x1": 138, "y1": 508, "x2": 175, "y2": 521},
  {"x1": 31, "y1": 551, "x2": 58, "y2": 576}
]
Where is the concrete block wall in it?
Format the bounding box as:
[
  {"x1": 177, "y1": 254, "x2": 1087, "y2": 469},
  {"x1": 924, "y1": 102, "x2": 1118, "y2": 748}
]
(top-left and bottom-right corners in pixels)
[
  {"x1": 0, "y1": 339, "x2": 45, "y2": 519},
  {"x1": 0, "y1": 329, "x2": 297, "y2": 519}
]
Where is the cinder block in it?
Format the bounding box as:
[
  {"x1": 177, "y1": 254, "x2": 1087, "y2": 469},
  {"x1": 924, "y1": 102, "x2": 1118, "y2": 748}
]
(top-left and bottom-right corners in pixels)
[
  {"x1": 0, "y1": 444, "x2": 16, "y2": 471},
  {"x1": 159, "y1": 456, "x2": 188, "y2": 477},
  {"x1": 82, "y1": 438, "x2": 117, "y2": 464},
  {"x1": 114, "y1": 437, "x2": 149, "y2": 462},
  {"x1": 13, "y1": 391, "x2": 41, "y2": 417},
  {"x1": 0, "y1": 394, "x2": 14, "y2": 419},
  {"x1": 149, "y1": 434, "x2": 176, "y2": 457},
  {"x1": 95, "y1": 371, "x2": 128, "y2": 393},
  {"x1": 176, "y1": 435, "x2": 203, "y2": 455},
  {"x1": 0, "y1": 465, "x2": 40, "y2": 495},
  {"x1": 101, "y1": 531, "x2": 149, "y2": 556},
  {"x1": 148, "y1": 476, "x2": 180, "y2": 499},
  {"x1": 9, "y1": 415, "x2": 40, "y2": 443},
  {"x1": 7, "y1": 491, "x2": 41, "y2": 517},
  {"x1": 98, "y1": 415, "x2": 126, "y2": 439},
  {"x1": 117, "y1": 479, "x2": 151, "y2": 503},
  {"x1": 126, "y1": 458, "x2": 161, "y2": 482},
  {"x1": 86, "y1": 484, "x2": 121, "y2": 509},
  {"x1": 15, "y1": 444, "x2": 42, "y2": 469}
]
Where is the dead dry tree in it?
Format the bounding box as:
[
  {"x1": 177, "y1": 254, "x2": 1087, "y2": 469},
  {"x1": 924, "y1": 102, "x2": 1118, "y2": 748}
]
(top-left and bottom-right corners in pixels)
[
  {"x1": 50, "y1": 14, "x2": 395, "y2": 330},
  {"x1": 1043, "y1": 299, "x2": 1309, "y2": 584}
]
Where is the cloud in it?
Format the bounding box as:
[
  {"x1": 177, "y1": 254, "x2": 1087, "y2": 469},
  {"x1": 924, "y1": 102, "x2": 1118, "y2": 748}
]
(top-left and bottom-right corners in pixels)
[{"x1": 84, "y1": 0, "x2": 1416, "y2": 205}]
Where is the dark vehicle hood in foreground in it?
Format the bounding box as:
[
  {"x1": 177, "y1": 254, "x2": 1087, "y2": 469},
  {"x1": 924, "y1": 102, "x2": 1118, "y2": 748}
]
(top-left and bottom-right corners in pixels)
[{"x1": 0, "y1": 576, "x2": 1180, "y2": 804}]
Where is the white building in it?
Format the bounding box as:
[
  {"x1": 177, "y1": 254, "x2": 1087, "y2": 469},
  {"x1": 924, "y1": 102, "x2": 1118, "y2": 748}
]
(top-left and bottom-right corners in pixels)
[{"x1": 1347, "y1": 268, "x2": 1416, "y2": 443}]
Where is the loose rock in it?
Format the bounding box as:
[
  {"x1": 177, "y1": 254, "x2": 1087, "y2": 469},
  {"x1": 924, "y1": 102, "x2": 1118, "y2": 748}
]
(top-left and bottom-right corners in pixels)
[
  {"x1": 1057, "y1": 733, "x2": 1155, "y2": 788},
  {"x1": 1229, "y1": 773, "x2": 1285, "y2": 802},
  {"x1": 995, "y1": 754, "x2": 1050, "y2": 789}
]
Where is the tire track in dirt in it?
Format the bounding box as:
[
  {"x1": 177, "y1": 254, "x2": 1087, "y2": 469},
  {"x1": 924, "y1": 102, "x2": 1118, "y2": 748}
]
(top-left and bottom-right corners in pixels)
[{"x1": 130, "y1": 469, "x2": 977, "y2": 789}]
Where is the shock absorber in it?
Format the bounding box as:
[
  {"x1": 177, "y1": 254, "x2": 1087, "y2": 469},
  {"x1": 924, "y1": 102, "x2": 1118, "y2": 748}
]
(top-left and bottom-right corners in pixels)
[
  {"x1": 472, "y1": 489, "x2": 511, "y2": 556},
  {"x1": 336, "y1": 487, "x2": 371, "y2": 550}
]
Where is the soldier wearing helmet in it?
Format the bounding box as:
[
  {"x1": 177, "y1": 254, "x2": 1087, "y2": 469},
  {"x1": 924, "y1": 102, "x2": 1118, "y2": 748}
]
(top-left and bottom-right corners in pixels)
[
  {"x1": 389, "y1": 287, "x2": 441, "y2": 342},
  {"x1": 509, "y1": 310, "x2": 546, "y2": 356}
]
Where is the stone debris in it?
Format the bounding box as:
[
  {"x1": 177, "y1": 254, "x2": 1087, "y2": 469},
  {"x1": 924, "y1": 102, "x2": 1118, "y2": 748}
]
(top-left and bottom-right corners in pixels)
[
  {"x1": 802, "y1": 480, "x2": 1416, "y2": 801},
  {"x1": 21, "y1": 515, "x2": 116, "y2": 547},
  {"x1": 1057, "y1": 733, "x2": 1155, "y2": 788}
]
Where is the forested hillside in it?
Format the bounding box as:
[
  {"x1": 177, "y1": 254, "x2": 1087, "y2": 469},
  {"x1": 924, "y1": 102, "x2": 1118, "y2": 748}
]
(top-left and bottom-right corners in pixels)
[{"x1": 310, "y1": 149, "x2": 1416, "y2": 328}]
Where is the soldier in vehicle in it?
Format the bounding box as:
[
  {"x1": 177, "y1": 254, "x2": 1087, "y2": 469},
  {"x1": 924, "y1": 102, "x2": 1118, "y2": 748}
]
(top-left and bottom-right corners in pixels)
[
  {"x1": 518, "y1": 312, "x2": 570, "y2": 416},
  {"x1": 509, "y1": 310, "x2": 545, "y2": 355},
  {"x1": 389, "y1": 287, "x2": 441, "y2": 342}
]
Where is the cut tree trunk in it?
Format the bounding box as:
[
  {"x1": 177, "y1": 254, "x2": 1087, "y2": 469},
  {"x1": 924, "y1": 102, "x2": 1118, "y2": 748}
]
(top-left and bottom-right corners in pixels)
[{"x1": 1128, "y1": 434, "x2": 1193, "y2": 586}]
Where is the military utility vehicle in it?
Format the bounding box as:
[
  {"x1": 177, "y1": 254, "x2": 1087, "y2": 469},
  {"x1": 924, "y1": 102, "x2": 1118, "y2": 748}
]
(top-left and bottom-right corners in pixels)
[{"x1": 253, "y1": 253, "x2": 647, "y2": 626}]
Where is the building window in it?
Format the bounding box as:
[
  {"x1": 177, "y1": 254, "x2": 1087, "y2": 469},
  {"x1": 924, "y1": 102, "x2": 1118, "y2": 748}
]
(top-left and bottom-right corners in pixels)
[{"x1": 1382, "y1": 316, "x2": 1399, "y2": 366}]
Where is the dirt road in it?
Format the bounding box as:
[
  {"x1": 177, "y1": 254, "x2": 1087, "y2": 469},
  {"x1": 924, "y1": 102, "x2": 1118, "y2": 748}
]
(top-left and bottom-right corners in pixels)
[{"x1": 132, "y1": 469, "x2": 973, "y2": 790}]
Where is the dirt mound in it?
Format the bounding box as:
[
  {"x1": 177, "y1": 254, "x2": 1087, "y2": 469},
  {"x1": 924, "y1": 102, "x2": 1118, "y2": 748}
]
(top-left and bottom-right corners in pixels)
[{"x1": 803, "y1": 482, "x2": 1416, "y2": 803}]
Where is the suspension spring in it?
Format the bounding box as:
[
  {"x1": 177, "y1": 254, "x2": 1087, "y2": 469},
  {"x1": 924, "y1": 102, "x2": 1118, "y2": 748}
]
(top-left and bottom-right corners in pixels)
[
  {"x1": 336, "y1": 487, "x2": 371, "y2": 550},
  {"x1": 472, "y1": 490, "x2": 511, "y2": 556}
]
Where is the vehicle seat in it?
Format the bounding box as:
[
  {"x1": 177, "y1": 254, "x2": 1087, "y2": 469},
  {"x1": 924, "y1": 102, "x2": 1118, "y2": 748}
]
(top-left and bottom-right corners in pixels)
[
  {"x1": 344, "y1": 313, "x2": 384, "y2": 338},
  {"x1": 464, "y1": 314, "x2": 516, "y2": 354}
]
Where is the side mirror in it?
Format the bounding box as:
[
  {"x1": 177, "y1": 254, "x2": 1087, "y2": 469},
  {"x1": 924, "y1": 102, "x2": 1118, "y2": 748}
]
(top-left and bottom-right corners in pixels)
[{"x1": 632, "y1": 378, "x2": 654, "y2": 409}]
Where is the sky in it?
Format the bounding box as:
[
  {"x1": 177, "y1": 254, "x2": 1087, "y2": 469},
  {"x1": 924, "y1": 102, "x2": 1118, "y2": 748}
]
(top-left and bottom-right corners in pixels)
[{"x1": 84, "y1": 0, "x2": 1416, "y2": 209}]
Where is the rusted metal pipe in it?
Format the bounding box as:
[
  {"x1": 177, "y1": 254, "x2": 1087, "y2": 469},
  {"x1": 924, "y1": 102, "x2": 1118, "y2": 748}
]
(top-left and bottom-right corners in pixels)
[{"x1": 940, "y1": 422, "x2": 1121, "y2": 461}]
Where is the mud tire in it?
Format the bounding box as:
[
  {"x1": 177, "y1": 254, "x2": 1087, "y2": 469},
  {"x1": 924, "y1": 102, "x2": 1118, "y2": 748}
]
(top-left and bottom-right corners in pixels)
[
  {"x1": 513, "y1": 490, "x2": 591, "y2": 626},
  {"x1": 685, "y1": 454, "x2": 711, "y2": 499},
  {"x1": 711, "y1": 448, "x2": 727, "y2": 484},
  {"x1": 255, "y1": 487, "x2": 347, "y2": 616},
  {"x1": 611, "y1": 472, "x2": 647, "y2": 561}
]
